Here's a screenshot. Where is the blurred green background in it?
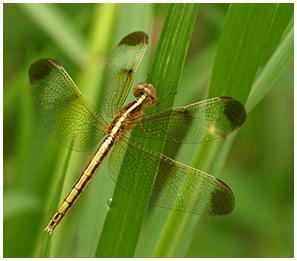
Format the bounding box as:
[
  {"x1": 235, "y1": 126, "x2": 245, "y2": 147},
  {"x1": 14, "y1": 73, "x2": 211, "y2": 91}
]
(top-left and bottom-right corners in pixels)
[{"x1": 3, "y1": 3, "x2": 293, "y2": 258}]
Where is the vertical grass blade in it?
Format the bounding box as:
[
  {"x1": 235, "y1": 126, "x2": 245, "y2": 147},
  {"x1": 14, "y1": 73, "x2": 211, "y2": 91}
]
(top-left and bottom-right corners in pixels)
[
  {"x1": 209, "y1": 4, "x2": 277, "y2": 102},
  {"x1": 95, "y1": 3, "x2": 199, "y2": 257},
  {"x1": 246, "y1": 21, "x2": 293, "y2": 112},
  {"x1": 93, "y1": 3, "x2": 152, "y2": 258},
  {"x1": 36, "y1": 149, "x2": 72, "y2": 257}
]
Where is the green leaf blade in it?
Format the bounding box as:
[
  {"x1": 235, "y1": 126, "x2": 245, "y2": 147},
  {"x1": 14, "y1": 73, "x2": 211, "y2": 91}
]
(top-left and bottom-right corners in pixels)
[
  {"x1": 95, "y1": 3, "x2": 199, "y2": 257},
  {"x1": 209, "y1": 3, "x2": 280, "y2": 103}
]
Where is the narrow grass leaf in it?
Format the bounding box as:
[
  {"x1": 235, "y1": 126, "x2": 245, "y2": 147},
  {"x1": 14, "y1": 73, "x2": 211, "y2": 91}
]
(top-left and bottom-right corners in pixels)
[
  {"x1": 36, "y1": 149, "x2": 72, "y2": 257},
  {"x1": 246, "y1": 22, "x2": 294, "y2": 112},
  {"x1": 135, "y1": 39, "x2": 217, "y2": 258},
  {"x1": 258, "y1": 3, "x2": 293, "y2": 67},
  {"x1": 94, "y1": 3, "x2": 152, "y2": 258},
  {"x1": 209, "y1": 3, "x2": 279, "y2": 103},
  {"x1": 95, "y1": 3, "x2": 199, "y2": 257}
]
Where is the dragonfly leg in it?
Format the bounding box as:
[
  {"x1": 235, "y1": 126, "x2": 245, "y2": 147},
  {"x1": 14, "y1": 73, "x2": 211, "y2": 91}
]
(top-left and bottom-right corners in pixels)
[
  {"x1": 143, "y1": 112, "x2": 154, "y2": 122},
  {"x1": 139, "y1": 120, "x2": 177, "y2": 142},
  {"x1": 155, "y1": 91, "x2": 177, "y2": 106},
  {"x1": 139, "y1": 121, "x2": 163, "y2": 135},
  {"x1": 140, "y1": 113, "x2": 178, "y2": 142}
]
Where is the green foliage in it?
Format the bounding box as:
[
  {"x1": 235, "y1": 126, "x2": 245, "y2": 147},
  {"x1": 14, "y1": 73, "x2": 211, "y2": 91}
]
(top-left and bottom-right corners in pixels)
[
  {"x1": 3, "y1": 3, "x2": 293, "y2": 258},
  {"x1": 151, "y1": 4, "x2": 293, "y2": 257}
]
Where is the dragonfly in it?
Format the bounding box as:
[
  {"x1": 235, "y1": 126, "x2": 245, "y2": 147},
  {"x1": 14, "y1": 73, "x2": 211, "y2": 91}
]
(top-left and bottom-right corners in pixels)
[{"x1": 29, "y1": 31, "x2": 246, "y2": 234}]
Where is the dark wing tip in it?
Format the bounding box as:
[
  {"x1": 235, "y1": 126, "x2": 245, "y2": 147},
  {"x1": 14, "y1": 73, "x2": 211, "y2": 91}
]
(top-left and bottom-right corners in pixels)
[
  {"x1": 28, "y1": 58, "x2": 58, "y2": 84},
  {"x1": 220, "y1": 96, "x2": 247, "y2": 130},
  {"x1": 211, "y1": 178, "x2": 235, "y2": 215},
  {"x1": 119, "y1": 31, "x2": 149, "y2": 47}
]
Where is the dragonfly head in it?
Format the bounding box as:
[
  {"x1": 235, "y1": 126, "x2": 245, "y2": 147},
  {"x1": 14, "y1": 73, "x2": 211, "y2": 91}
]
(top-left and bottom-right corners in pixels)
[{"x1": 133, "y1": 82, "x2": 159, "y2": 106}]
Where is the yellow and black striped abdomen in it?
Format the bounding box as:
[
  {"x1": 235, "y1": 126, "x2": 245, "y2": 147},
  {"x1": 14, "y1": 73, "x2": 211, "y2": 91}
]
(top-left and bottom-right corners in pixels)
[{"x1": 44, "y1": 135, "x2": 115, "y2": 234}]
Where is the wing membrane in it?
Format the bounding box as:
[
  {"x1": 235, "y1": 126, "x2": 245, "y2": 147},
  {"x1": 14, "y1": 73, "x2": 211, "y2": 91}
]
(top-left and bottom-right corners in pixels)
[
  {"x1": 29, "y1": 58, "x2": 106, "y2": 151},
  {"x1": 131, "y1": 97, "x2": 246, "y2": 143},
  {"x1": 101, "y1": 31, "x2": 148, "y2": 117},
  {"x1": 109, "y1": 139, "x2": 234, "y2": 215}
]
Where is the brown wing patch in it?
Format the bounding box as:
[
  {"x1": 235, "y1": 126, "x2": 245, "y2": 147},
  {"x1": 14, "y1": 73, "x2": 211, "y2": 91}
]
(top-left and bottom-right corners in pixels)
[{"x1": 119, "y1": 31, "x2": 148, "y2": 46}]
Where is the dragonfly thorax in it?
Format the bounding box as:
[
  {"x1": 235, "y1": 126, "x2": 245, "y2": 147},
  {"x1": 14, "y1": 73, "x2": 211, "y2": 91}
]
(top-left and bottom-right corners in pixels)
[{"x1": 133, "y1": 82, "x2": 158, "y2": 106}]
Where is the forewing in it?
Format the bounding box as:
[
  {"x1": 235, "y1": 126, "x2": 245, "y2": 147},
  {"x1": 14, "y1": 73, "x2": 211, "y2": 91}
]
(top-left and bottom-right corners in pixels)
[
  {"x1": 101, "y1": 31, "x2": 148, "y2": 117},
  {"x1": 29, "y1": 58, "x2": 106, "y2": 151},
  {"x1": 131, "y1": 97, "x2": 246, "y2": 143},
  {"x1": 109, "y1": 139, "x2": 235, "y2": 215}
]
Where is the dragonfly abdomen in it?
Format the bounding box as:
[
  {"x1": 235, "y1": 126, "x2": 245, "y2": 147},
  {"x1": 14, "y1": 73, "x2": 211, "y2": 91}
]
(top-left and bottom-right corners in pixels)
[{"x1": 44, "y1": 135, "x2": 115, "y2": 234}]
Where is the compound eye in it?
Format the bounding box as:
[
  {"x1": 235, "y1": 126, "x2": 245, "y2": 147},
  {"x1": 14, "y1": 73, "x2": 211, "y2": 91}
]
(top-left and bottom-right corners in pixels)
[
  {"x1": 133, "y1": 82, "x2": 147, "y2": 97},
  {"x1": 147, "y1": 86, "x2": 158, "y2": 101}
]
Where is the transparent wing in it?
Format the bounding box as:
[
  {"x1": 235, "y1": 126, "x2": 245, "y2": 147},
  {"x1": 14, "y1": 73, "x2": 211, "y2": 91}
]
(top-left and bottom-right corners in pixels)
[
  {"x1": 131, "y1": 97, "x2": 246, "y2": 143},
  {"x1": 101, "y1": 31, "x2": 148, "y2": 118},
  {"x1": 29, "y1": 58, "x2": 106, "y2": 151},
  {"x1": 109, "y1": 139, "x2": 235, "y2": 215}
]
